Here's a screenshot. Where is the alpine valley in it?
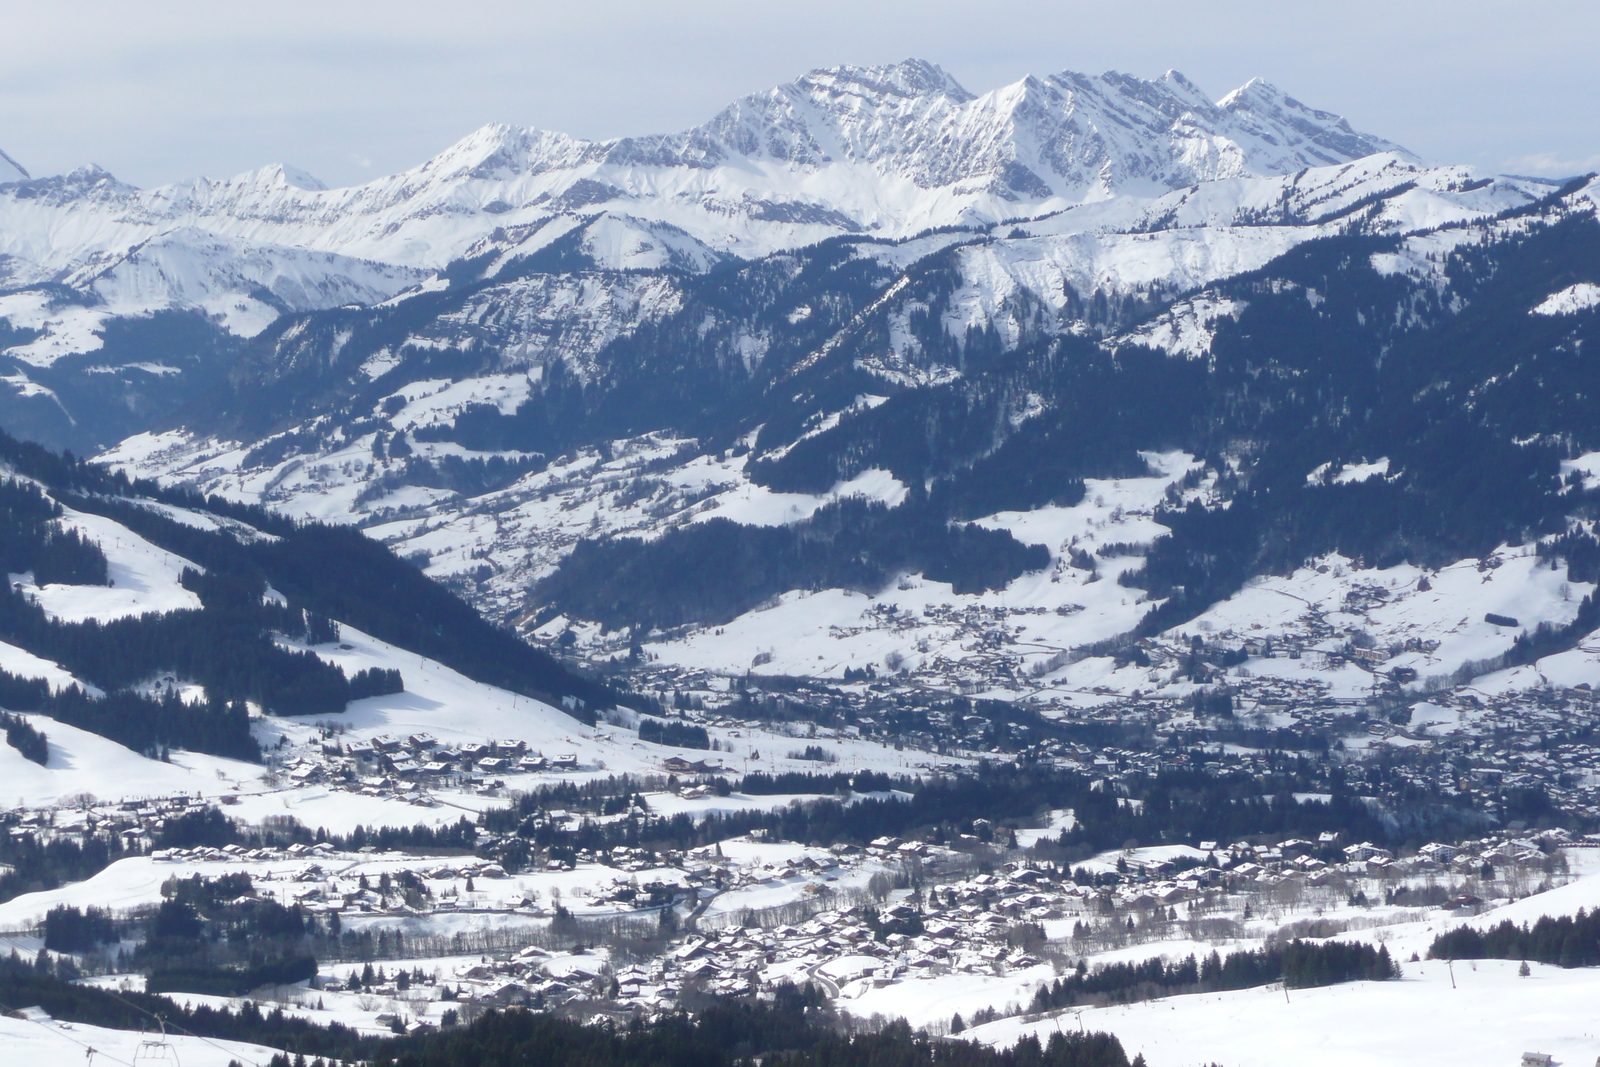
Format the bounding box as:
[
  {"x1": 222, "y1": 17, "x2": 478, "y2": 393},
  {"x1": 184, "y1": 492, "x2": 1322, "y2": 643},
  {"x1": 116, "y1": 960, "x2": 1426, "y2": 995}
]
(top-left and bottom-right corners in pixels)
[{"x1": 3, "y1": 59, "x2": 1600, "y2": 1067}]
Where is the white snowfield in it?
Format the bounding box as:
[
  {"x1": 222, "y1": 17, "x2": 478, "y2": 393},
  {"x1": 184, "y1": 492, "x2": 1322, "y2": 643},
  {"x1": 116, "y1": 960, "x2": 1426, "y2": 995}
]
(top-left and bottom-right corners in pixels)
[
  {"x1": 20, "y1": 502, "x2": 204, "y2": 621},
  {"x1": 972, "y1": 957, "x2": 1600, "y2": 1067},
  {"x1": 1533, "y1": 281, "x2": 1600, "y2": 316},
  {"x1": 0, "y1": 713, "x2": 263, "y2": 809}
]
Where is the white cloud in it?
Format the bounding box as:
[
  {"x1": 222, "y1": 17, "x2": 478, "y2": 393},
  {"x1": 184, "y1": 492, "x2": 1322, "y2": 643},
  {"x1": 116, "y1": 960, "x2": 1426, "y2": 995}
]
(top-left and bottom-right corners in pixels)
[{"x1": 1503, "y1": 151, "x2": 1600, "y2": 177}]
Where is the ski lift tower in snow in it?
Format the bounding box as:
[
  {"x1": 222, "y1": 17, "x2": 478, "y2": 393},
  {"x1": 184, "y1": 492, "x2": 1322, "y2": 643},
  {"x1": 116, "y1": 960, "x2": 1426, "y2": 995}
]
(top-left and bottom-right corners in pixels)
[
  {"x1": 132, "y1": 1014, "x2": 180, "y2": 1067},
  {"x1": 133, "y1": 1038, "x2": 180, "y2": 1067}
]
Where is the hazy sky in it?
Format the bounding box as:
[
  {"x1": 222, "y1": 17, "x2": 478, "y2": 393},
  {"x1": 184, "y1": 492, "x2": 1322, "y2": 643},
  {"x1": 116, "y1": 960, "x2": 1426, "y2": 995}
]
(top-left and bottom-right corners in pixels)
[{"x1": 5, "y1": 0, "x2": 1599, "y2": 190}]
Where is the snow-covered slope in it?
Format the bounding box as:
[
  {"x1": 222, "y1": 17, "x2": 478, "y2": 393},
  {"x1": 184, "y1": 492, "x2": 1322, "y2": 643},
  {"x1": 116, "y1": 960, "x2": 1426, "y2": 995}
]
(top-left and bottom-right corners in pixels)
[{"x1": 0, "y1": 1013, "x2": 284, "y2": 1067}]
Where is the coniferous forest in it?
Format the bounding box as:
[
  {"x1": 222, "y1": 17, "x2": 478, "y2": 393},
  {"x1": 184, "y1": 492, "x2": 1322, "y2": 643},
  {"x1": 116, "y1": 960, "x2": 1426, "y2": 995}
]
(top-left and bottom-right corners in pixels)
[
  {"x1": 538, "y1": 497, "x2": 1048, "y2": 630},
  {"x1": 0, "y1": 427, "x2": 624, "y2": 761},
  {"x1": 1430, "y1": 907, "x2": 1600, "y2": 968},
  {"x1": 1030, "y1": 940, "x2": 1400, "y2": 1011}
]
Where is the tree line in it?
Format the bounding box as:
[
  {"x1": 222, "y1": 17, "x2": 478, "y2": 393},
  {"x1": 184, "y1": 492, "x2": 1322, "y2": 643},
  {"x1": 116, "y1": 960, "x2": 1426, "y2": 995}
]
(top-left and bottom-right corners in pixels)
[
  {"x1": 354, "y1": 987, "x2": 1135, "y2": 1067},
  {"x1": 0, "y1": 655, "x2": 259, "y2": 762},
  {"x1": 0, "y1": 476, "x2": 109, "y2": 585},
  {"x1": 1430, "y1": 907, "x2": 1600, "y2": 968},
  {"x1": 1, "y1": 708, "x2": 47, "y2": 764},
  {"x1": 482, "y1": 763, "x2": 1401, "y2": 872},
  {"x1": 1032, "y1": 940, "x2": 1400, "y2": 1011},
  {"x1": 2, "y1": 946, "x2": 1137, "y2": 1067},
  {"x1": 739, "y1": 770, "x2": 904, "y2": 795},
  {"x1": 638, "y1": 716, "x2": 711, "y2": 749}
]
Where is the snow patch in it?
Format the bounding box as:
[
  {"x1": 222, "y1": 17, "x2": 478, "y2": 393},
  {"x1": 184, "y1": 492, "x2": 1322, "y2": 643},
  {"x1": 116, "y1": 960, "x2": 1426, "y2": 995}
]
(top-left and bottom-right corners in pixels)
[
  {"x1": 1307, "y1": 457, "x2": 1390, "y2": 485},
  {"x1": 1533, "y1": 282, "x2": 1600, "y2": 316},
  {"x1": 693, "y1": 467, "x2": 908, "y2": 528}
]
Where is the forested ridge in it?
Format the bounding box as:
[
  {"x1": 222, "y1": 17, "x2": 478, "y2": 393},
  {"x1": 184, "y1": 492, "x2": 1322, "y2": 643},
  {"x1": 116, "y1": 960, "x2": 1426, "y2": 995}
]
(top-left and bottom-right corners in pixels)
[
  {"x1": 526, "y1": 198, "x2": 1600, "y2": 634},
  {"x1": 539, "y1": 496, "x2": 1048, "y2": 629},
  {"x1": 0, "y1": 426, "x2": 621, "y2": 762}
]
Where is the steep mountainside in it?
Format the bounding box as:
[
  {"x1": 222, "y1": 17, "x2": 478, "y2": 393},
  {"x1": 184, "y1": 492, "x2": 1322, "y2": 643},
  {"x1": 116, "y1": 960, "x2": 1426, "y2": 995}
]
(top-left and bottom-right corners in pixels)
[{"x1": 0, "y1": 430, "x2": 614, "y2": 745}]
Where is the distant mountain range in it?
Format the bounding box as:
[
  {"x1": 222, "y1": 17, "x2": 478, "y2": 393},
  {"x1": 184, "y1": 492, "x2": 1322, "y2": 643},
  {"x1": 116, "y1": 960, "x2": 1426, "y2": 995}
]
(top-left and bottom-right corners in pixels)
[
  {"x1": 0, "y1": 61, "x2": 1413, "y2": 335},
  {"x1": 2, "y1": 59, "x2": 1598, "y2": 691}
]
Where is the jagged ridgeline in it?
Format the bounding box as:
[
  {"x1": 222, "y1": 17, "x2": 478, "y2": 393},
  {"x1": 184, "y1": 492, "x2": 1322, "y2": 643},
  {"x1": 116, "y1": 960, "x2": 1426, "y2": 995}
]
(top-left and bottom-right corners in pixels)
[{"x1": 0, "y1": 429, "x2": 616, "y2": 761}]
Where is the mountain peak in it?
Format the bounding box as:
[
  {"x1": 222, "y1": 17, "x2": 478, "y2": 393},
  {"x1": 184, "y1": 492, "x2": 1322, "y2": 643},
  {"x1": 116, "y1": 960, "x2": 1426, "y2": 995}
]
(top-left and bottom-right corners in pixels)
[
  {"x1": 0, "y1": 58, "x2": 1433, "y2": 293},
  {"x1": 225, "y1": 162, "x2": 328, "y2": 192},
  {"x1": 269, "y1": 163, "x2": 327, "y2": 191},
  {"x1": 794, "y1": 59, "x2": 974, "y2": 103},
  {"x1": 1216, "y1": 76, "x2": 1417, "y2": 168}
]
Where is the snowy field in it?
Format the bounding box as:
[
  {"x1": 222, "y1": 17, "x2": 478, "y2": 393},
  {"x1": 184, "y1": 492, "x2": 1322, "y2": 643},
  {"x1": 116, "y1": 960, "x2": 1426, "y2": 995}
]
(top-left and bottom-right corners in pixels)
[
  {"x1": 0, "y1": 1013, "x2": 288, "y2": 1067},
  {"x1": 973, "y1": 957, "x2": 1600, "y2": 1067},
  {"x1": 0, "y1": 713, "x2": 263, "y2": 809}
]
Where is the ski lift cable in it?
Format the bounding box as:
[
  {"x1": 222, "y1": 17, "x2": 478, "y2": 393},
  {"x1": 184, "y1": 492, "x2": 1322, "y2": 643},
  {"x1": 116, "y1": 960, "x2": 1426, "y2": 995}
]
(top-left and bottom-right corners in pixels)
[
  {"x1": 0, "y1": 996, "x2": 141, "y2": 1067},
  {"x1": 95, "y1": 988, "x2": 273, "y2": 1067}
]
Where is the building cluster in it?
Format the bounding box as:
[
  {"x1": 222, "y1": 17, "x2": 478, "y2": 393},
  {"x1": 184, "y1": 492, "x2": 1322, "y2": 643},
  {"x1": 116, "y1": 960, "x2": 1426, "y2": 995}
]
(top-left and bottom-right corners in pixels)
[
  {"x1": 353, "y1": 827, "x2": 1577, "y2": 1022},
  {"x1": 267, "y1": 733, "x2": 584, "y2": 800},
  {"x1": 1, "y1": 793, "x2": 202, "y2": 856}
]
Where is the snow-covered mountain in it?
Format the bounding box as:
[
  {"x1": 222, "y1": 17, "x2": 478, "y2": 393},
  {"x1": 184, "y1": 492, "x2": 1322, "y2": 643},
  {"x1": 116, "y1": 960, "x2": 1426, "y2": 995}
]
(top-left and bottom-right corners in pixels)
[
  {"x1": 3, "y1": 56, "x2": 1597, "y2": 712},
  {"x1": 6, "y1": 61, "x2": 1410, "y2": 261},
  {"x1": 0, "y1": 61, "x2": 1408, "y2": 342},
  {"x1": 9, "y1": 65, "x2": 1600, "y2": 1067},
  {"x1": 0, "y1": 59, "x2": 1509, "y2": 471}
]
